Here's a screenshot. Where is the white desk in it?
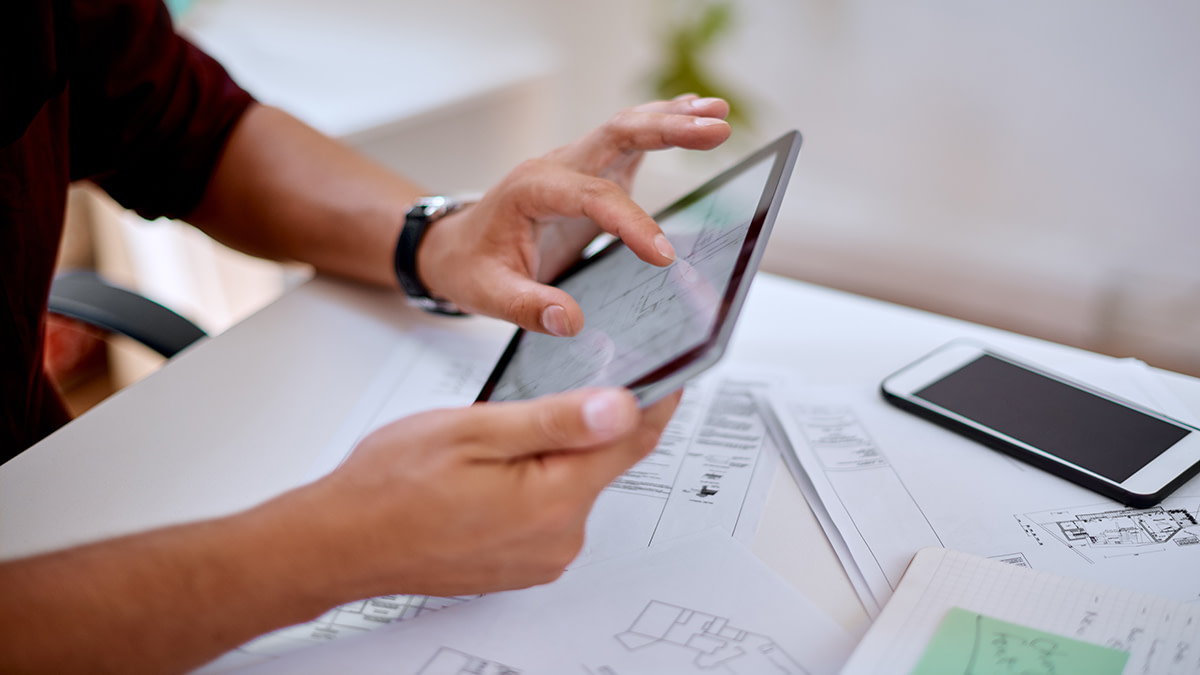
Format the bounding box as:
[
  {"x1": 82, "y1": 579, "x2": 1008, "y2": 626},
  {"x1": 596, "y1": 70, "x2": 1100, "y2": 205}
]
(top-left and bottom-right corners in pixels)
[{"x1": 5, "y1": 274, "x2": 1200, "y2": 635}]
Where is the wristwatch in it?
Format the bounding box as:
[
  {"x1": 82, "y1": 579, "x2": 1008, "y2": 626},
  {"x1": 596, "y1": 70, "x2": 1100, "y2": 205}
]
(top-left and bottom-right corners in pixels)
[{"x1": 393, "y1": 195, "x2": 473, "y2": 315}]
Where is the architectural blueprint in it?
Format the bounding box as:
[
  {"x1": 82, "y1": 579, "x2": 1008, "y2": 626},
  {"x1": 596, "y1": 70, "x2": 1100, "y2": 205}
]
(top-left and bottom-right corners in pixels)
[
  {"x1": 1018, "y1": 498, "x2": 1200, "y2": 563},
  {"x1": 770, "y1": 356, "x2": 1200, "y2": 615},
  {"x1": 237, "y1": 595, "x2": 472, "y2": 657},
  {"x1": 612, "y1": 600, "x2": 809, "y2": 674},
  {"x1": 576, "y1": 372, "x2": 779, "y2": 566},
  {"x1": 222, "y1": 533, "x2": 856, "y2": 675},
  {"x1": 302, "y1": 325, "x2": 509, "y2": 481},
  {"x1": 196, "y1": 330, "x2": 779, "y2": 670},
  {"x1": 416, "y1": 648, "x2": 519, "y2": 675}
]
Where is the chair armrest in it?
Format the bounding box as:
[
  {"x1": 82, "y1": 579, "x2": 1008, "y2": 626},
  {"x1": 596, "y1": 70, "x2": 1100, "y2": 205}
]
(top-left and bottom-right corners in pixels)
[{"x1": 48, "y1": 271, "x2": 207, "y2": 359}]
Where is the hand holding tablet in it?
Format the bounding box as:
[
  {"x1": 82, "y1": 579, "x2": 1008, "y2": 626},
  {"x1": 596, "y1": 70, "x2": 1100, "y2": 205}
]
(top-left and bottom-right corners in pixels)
[{"x1": 477, "y1": 131, "x2": 802, "y2": 406}]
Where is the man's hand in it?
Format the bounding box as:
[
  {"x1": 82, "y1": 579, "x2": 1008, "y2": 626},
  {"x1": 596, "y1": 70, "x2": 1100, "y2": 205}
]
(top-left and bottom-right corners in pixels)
[
  {"x1": 1, "y1": 95, "x2": 701, "y2": 675},
  {"x1": 417, "y1": 95, "x2": 731, "y2": 337},
  {"x1": 0, "y1": 389, "x2": 679, "y2": 675},
  {"x1": 273, "y1": 387, "x2": 682, "y2": 600}
]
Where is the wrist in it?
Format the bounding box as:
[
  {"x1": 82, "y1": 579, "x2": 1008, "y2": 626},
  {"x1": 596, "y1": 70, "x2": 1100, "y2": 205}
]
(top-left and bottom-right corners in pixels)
[
  {"x1": 232, "y1": 488, "x2": 377, "y2": 612},
  {"x1": 393, "y1": 195, "x2": 477, "y2": 315}
]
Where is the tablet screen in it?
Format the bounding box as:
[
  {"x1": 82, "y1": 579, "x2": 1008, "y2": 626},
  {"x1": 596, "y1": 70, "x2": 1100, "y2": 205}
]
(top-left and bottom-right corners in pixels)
[{"x1": 482, "y1": 150, "x2": 779, "y2": 403}]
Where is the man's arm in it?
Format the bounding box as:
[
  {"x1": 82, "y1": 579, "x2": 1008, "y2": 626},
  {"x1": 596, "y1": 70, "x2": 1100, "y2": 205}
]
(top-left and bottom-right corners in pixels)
[
  {"x1": 0, "y1": 388, "x2": 680, "y2": 674},
  {"x1": 0, "y1": 97, "x2": 727, "y2": 672},
  {"x1": 185, "y1": 104, "x2": 420, "y2": 289}
]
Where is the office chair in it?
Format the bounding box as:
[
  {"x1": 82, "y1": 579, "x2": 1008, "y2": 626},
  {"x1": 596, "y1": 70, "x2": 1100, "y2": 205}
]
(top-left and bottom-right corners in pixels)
[{"x1": 47, "y1": 270, "x2": 207, "y2": 359}]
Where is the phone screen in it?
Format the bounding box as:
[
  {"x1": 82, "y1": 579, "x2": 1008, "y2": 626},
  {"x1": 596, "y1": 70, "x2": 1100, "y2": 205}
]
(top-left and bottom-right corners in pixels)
[{"x1": 914, "y1": 355, "x2": 1192, "y2": 482}]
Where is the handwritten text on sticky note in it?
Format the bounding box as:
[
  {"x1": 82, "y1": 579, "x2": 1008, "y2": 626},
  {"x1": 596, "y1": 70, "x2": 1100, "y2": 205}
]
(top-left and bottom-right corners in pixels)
[{"x1": 911, "y1": 607, "x2": 1129, "y2": 675}]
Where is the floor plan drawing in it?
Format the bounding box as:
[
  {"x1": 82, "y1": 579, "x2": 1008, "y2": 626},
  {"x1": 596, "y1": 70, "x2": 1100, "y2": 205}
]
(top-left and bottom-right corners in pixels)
[
  {"x1": 575, "y1": 376, "x2": 777, "y2": 567},
  {"x1": 1018, "y1": 498, "x2": 1200, "y2": 563},
  {"x1": 610, "y1": 600, "x2": 809, "y2": 674},
  {"x1": 988, "y1": 552, "x2": 1032, "y2": 568},
  {"x1": 238, "y1": 594, "x2": 473, "y2": 656},
  {"x1": 207, "y1": 534, "x2": 854, "y2": 675},
  {"x1": 416, "y1": 647, "x2": 520, "y2": 675}
]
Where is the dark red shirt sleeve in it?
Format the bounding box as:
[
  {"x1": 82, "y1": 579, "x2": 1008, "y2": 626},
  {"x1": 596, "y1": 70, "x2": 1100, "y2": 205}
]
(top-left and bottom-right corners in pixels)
[
  {"x1": 1, "y1": 0, "x2": 254, "y2": 456},
  {"x1": 67, "y1": 0, "x2": 254, "y2": 219}
]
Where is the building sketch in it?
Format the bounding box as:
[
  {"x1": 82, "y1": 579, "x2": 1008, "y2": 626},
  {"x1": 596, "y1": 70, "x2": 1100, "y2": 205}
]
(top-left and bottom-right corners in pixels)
[
  {"x1": 1018, "y1": 498, "x2": 1200, "y2": 563},
  {"x1": 239, "y1": 594, "x2": 474, "y2": 656},
  {"x1": 611, "y1": 600, "x2": 808, "y2": 674},
  {"x1": 988, "y1": 552, "x2": 1031, "y2": 568},
  {"x1": 417, "y1": 647, "x2": 520, "y2": 675}
]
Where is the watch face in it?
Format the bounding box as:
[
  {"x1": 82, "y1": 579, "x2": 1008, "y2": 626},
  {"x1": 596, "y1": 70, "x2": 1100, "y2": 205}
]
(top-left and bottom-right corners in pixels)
[{"x1": 415, "y1": 196, "x2": 450, "y2": 218}]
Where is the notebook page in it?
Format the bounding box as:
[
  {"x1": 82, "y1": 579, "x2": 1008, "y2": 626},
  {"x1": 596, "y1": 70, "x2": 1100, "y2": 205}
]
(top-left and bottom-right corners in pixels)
[{"x1": 841, "y1": 547, "x2": 1200, "y2": 674}]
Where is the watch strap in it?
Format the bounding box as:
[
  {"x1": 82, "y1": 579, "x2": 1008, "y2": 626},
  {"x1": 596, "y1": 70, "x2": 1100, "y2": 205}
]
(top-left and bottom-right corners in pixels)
[{"x1": 393, "y1": 196, "x2": 468, "y2": 316}]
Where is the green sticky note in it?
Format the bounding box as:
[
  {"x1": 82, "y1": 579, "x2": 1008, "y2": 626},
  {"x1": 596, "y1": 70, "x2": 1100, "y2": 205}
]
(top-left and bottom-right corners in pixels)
[{"x1": 911, "y1": 607, "x2": 1129, "y2": 675}]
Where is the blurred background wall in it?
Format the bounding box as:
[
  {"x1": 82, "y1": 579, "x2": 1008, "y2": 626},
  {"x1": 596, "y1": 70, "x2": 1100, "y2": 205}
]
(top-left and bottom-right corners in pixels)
[
  {"x1": 506, "y1": 0, "x2": 1200, "y2": 376},
  {"x1": 63, "y1": 0, "x2": 1200, "y2": 407}
]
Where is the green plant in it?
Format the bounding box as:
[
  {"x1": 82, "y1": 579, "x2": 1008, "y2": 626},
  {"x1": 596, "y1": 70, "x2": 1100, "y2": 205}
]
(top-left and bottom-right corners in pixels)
[{"x1": 650, "y1": 1, "x2": 751, "y2": 129}]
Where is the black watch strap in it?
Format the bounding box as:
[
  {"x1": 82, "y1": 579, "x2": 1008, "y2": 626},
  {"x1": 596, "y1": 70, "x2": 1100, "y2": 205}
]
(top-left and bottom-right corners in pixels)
[{"x1": 393, "y1": 196, "x2": 468, "y2": 316}]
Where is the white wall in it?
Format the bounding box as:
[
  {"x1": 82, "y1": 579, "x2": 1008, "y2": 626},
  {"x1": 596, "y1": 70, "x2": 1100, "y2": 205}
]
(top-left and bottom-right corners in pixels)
[
  {"x1": 505, "y1": 0, "x2": 1200, "y2": 375},
  {"x1": 158, "y1": 0, "x2": 1199, "y2": 375}
]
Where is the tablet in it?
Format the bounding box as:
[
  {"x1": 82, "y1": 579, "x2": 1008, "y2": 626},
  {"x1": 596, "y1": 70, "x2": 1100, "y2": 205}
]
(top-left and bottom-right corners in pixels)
[{"x1": 476, "y1": 130, "x2": 802, "y2": 406}]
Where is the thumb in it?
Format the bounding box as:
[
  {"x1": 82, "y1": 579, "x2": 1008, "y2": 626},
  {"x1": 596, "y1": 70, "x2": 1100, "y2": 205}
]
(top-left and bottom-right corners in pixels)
[{"x1": 464, "y1": 387, "x2": 641, "y2": 461}]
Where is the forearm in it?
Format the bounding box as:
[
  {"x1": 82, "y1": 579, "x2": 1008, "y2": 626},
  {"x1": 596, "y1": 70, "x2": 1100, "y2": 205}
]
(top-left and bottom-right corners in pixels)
[
  {"x1": 187, "y1": 103, "x2": 423, "y2": 288},
  {"x1": 0, "y1": 384, "x2": 680, "y2": 674},
  {"x1": 0, "y1": 496, "x2": 345, "y2": 674}
]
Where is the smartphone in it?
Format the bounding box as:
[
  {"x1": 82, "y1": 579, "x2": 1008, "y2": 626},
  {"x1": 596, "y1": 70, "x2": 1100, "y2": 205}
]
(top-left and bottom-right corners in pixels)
[{"x1": 880, "y1": 340, "x2": 1200, "y2": 507}]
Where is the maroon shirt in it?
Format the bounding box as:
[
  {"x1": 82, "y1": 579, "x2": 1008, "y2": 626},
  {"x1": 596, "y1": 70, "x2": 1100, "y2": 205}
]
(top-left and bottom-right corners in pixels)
[{"x1": 1, "y1": 0, "x2": 253, "y2": 459}]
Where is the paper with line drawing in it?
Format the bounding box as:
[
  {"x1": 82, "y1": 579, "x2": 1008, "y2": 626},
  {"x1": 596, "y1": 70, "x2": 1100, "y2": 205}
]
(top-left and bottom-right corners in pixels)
[{"x1": 770, "y1": 356, "x2": 1200, "y2": 613}]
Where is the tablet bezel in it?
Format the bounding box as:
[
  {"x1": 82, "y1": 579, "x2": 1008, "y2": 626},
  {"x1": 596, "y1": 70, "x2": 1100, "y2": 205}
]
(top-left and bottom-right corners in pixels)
[{"x1": 475, "y1": 130, "x2": 802, "y2": 405}]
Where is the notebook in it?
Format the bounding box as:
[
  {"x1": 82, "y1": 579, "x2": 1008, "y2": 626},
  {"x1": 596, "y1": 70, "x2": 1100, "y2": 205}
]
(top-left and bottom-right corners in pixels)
[{"x1": 840, "y1": 546, "x2": 1200, "y2": 674}]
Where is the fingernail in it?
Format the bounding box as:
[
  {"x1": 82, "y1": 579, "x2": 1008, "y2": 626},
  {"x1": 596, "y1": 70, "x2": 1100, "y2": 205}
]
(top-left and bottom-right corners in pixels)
[
  {"x1": 691, "y1": 97, "x2": 721, "y2": 108},
  {"x1": 694, "y1": 117, "x2": 727, "y2": 127},
  {"x1": 583, "y1": 390, "x2": 631, "y2": 436},
  {"x1": 654, "y1": 234, "x2": 676, "y2": 262},
  {"x1": 674, "y1": 92, "x2": 698, "y2": 100},
  {"x1": 542, "y1": 304, "x2": 571, "y2": 337}
]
